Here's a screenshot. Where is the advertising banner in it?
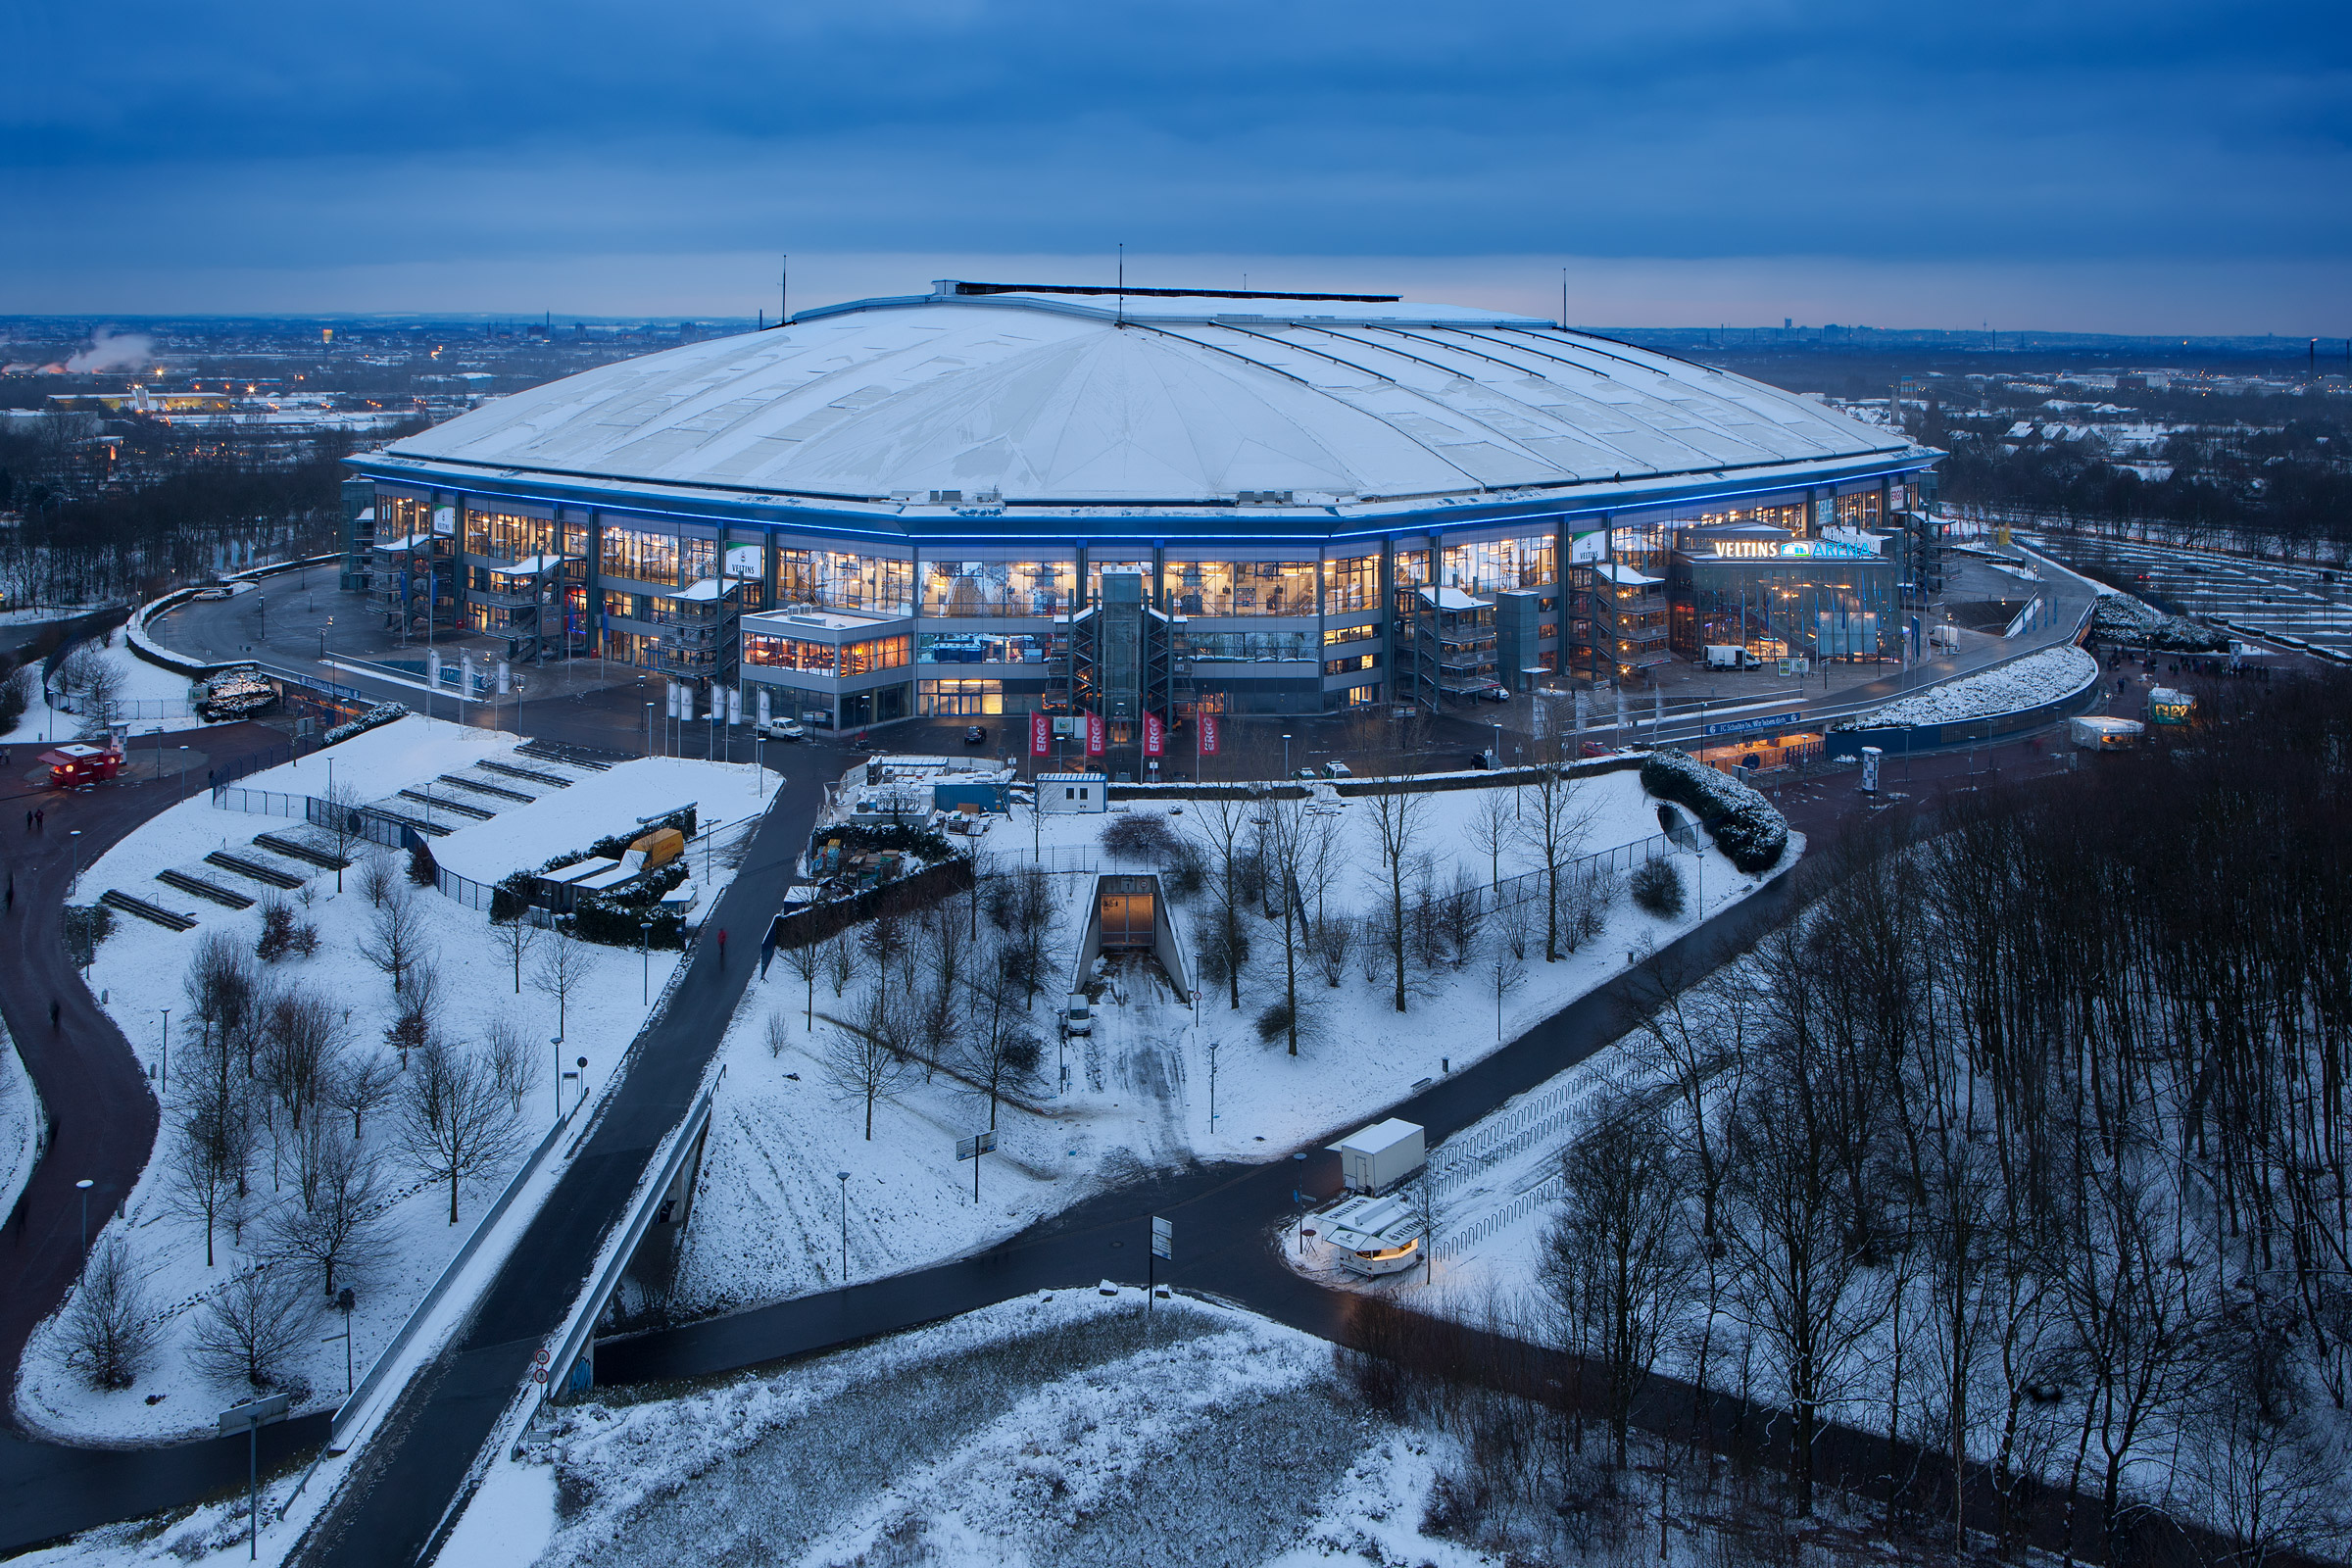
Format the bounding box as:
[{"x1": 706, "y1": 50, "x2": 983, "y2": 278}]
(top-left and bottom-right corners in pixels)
[
  {"x1": 1198, "y1": 711, "x2": 1220, "y2": 755},
  {"x1": 1030, "y1": 712, "x2": 1051, "y2": 756},
  {"x1": 1085, "y1": 710, "x2": 1105, "y2": 756},
  {"x1": 1143, "y1": 711, "x2": 1164, "y2": 757}
]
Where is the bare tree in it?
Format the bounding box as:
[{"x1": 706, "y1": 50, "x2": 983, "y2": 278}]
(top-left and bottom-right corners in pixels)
[
  {"x1": 958, "y1": 1013, "x2": 1044, "y2": 1130},
  {"x1": 764, "y1": 1009, "x2": 792, "y2": 1059},
  {"x1": 259, "y1": 982, "x2": 343, "y2": 1135},
  {"x1": 383, "y1": 955, "x2": 442, "y2": 1065},
  {"x1": 492, "y1": 906, "x2": 539, "y2": 994},
  {"x1": 1367, "y1": 789, "x2": 1429, "y2": 1013},
  {"x1": 396, "y1": 1037, "x2": 526, "y2": 1224},
  {"x1": 779, "y1": 934, "x2": 824, "y2": 1028},
  {"x1": 481, "y1": 1010, "x2": 538, "y2": 1115},
  {"x1": 1258, "y1": 798, "x2": 1312, "y2": 1054},
  {"x1": 359, "y1": 884, "x2": 430, "y2": 997},
  {"x1": 1187, "y1": 794, "x2": 1257, "y2": 1011},
  {"x1": 64, "y1": 1236, "x2": 157, "y2": 1390},
  {"x1": 185, "y1": 930, "x2": 260, "y2": 1084},
  {"x1": 1435, "y1": 866, "x2": 1485, "y2": 969},
  {"x1": 1519, "y1": 764, "x2": 1597, "y2": 962},
  {"x1": 190, "y1": 1264, "x2": 315, "y2": 1390},
  {"x1": 530, "y1": 925, "x2": 597, "y2": 1040},
  {"x1": 1310, "y1": 911, "x2": 1356, "y2": 988},
  {"x1": 1539, "y1": 1093, "x2": 1698, "y2": 1468},
  {"x1": 166, "y1": 1082, "x2": 252, "y2": 1267},
  {"x1": 823, "y1": 929, "x2": 858, "y2": 999},
  {"x1": 357, "y1": 845, "x2": 398, "y2": 908},
  {"x1": 318, "y1": 782, "x2": 367, "y2": 894},
  {"x1": 1466, "y1": 786, "x2": 1518, "y2": 886},
  {"x1": 822, "y1": 992, "x2": 911, "y2": 1141},
  {"x1": 268, "y1": 1128, "x2": 388, "y2": 1297},
  {"x1": 323, "y1": 1054, "x2": 397, "y2": 1142},
  {"x1": 1495, "y1": 892, "x2": 1533, "y2": 962}
]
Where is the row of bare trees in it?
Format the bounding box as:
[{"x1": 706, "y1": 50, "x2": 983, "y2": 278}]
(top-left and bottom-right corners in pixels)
[{"x1": 1530, "y1": 672, "x2": 2352, "y2": 1565}]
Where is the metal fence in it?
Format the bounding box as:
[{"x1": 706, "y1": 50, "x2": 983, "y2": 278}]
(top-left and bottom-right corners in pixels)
[
  {"x1": 1438, "y1": 1172, "x2": 1566, "y2": 1257},
  {"x1": 209, "y1": 784, "x2": 421, "y2": 854}
]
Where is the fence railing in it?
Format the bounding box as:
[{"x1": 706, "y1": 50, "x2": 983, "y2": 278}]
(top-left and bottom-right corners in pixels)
[
  {"x1": 210, "y1": 784, "x2": 423, "y2": 854},
  {"x1": 1438, "y1": 1172, "x2": 1565, "y2": 1257}
]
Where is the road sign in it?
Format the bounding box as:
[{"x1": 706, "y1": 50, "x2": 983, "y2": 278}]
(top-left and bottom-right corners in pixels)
[
  {"x1": 533, "y1": 1348, "x2": 550, "y2": 1366},
  {"x1": 1151, "y1": 1216, "x2": 1173, "y2": 1261},
  {"x1": 216, "y1": 1393, "x2": 291, "y2": 1435},
  {"x1": 532, "y1": 1366, "x2": 549, "y2": 1384},
  {"x1": 956, "y1": 1130, "x2": 998, "y2": 1161}
]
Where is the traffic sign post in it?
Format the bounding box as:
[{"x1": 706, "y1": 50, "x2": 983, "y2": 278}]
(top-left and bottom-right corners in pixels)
[
  {"x1": 956, "y1": 1129, "x2": 997, "y2": 1201},
  {"x1": 1148, "y1": 1215, "x2": 1172, "y2": 1309},
  {"x1": 218, "y1": 1393, "x2": 292, "y2": 1560}
]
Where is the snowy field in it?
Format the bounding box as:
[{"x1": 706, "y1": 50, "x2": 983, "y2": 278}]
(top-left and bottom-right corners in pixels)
[
  {"x1": 672, "y1": 763, "x2": 1787, "y2": 1317},
  {"x1": 16, "y1": 718, "x2": 765, "y2": 1444},
  {"x1": 447, "y1": 1292, "x2": 1500, "y2": 1568},
  {"x1": 1839, "y1": 643, "x2": 2097, "y2": 730}
]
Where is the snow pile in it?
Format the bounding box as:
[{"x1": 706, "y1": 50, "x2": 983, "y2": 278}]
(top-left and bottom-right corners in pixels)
[
  {"x1": 1838, "y1": 644, "x2": 2097, "y2": 731},
  {"x1": 320, "y1": 700, "x2": 407, "y2": 746},
  {"x1": 2089, "y1": 594, "x2": 2230, "y2": 653},
  {"x1": 0, "y1": 1019, "x2": 39, "y2": 1228},
  {"x1": 1639, "y1": 750, "x2": 1788, "y2": 873}
]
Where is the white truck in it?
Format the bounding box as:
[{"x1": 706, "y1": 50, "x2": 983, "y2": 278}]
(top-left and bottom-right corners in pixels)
[
  {"x1": 1929, "y1": 623, "x2": 1962, "y2": 654},
  {"x1": 1703, "y1": 645, "x2": 1762, "y2": 670},
  {"x1": 1328, "y1": 1118, "x2": 1426, "y2": 1195}
]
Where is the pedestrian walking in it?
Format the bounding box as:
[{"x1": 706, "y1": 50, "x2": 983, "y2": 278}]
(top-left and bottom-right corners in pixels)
[
  {"x1": 50, "y1": 1000, "x2": 61, "y2": 1029},
  {"x1": 34, "y1": 808, "x2": 44, "y2": 832},
  {"x1": 717, "y1": 927, "x2": 727, "y2": 967}
]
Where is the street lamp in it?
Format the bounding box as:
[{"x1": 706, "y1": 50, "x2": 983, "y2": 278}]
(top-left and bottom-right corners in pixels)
[
  {"x1": 160, "y1": 1007, "x2": 170, "y2": 1093},
  {"x1": 75, "y1": 1178, "x2": 93, "y2": 1253},
  {"x1": 575, "y1": 1055, "x2": 588, "y2": 1113},
  {"x1": 1282, "y1": 732, "x2": 1292, "y2": 778},
  {"x1": 551, "y1": 1036, "x2": 564, "y2": 1123},
  {"x1": 322, "y1": 1288, "x2": 357, "y2": 1394},
  {"x1": 68, "y1": 828, "x2": 83, "y2": 889},
  {"x1": 836, "y1": 1170, "x2": 851, "y2": 1282},
  {"x1": 645, "y1": 702, "x2": 655, "y2": 759},
  {"x1": 640, "y1": 920, "x2": 654, "y2": 1002}
]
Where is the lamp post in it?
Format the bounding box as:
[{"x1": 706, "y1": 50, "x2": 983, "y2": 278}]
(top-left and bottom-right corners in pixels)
[
  {"x1": 322, "y1": 1288, "x2": 356, "y2": 1393},
  {"x1": 75, "y1": 1178, "x2": 93, "y2": 1253},
  {"x1": 836, "y1": 1170, "x2": 850, "y2": 1283},
  {"x1": 160, "y1": 1007, "x2": 170, "y2": 1093},
  {"x1": 551, "y1": 1036, "x2": 564, "y2": 1123},
  {"x1": 1282, "y1": 732, "x2": 1292, "y2": 778},
  {"x1": 645, "y1": 702, "x2": 655, "y2": 759},
  {"x1": 640, "y1": 921, "x2": 653, "y2": 1002},
  {"x1": 68, "y1": 828, "x2": 83, "y2": 889}
]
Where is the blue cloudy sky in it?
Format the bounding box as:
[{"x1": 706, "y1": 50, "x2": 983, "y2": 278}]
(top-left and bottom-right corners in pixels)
[{"x1": 5, "y1": 0, "x2": 2347, "y2": 331}]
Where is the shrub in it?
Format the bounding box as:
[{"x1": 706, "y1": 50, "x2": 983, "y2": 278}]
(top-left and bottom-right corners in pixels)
[
  {"x1": 63, "y1": 904, "x2": 116, "y2": 969},
  {"x1": 256, "y1": 896, "x2": 299, "y2": 962},
  {"x1": 820, "y1": 819, "x2": 952, "y2": 864},
  {"x1": 488, "y1": 870, "x2": 537, "y2": 925},
  {"x1": 1630, "y1": 856, "x2": 1685, "y2": 917},
  {"x1": 1638, "y1": 750, "x2": 1788, "y2": 874},
  {"x1": 322, "y1": 701, "x2": 407, "y2": 746},
  {"x1": 0, "y1": 664, "x2": 30, "y2": 736},
  {"x1": 1253, "y1": 997, "x2": 1297, "y2": 1046},
  {"x1": 1100, "y1": 812, "x2": 1179, "y2": 863},
  {"x1": 1161, "y1": 839, "x2": 1206, "y2": 900},
  {"x1": 406, "y1": 840, "x2": 437, "y2": 887}
]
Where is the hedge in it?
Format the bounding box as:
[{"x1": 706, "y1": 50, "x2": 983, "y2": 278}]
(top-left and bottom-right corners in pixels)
[
  {"x1": 1639, "y1": 750, "x2": 1789, "y2": 874},
  {"x1": 323, "y1": 701, "x2": 409, "y2": 746}
]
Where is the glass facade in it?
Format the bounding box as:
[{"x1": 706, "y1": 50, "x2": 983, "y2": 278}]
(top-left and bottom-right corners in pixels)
[
  {"x1": 1441, "y1": 533, "x2": 1556, "y2": 595},
  {"x1": 1323, "y1": 554, "x2": 1379, "y2": 614},
  {"x1": 919, "y1": 678, "x2": 1004, "y2": 716},
  {"x1": 464, "y1": 508, "x2": 558, "y2": 563},
  {"x1": 603, "y1": 524, "x2": 681, "y2": 586},
  {"x1": 775, "y1": 548, "x2": 912, "y2": 615},
  {"x1": 918, "y1": 630, "x2": 1057, "y2": 664},
  {"x1": 1161, "y1": 559, "x2": 1314, "y2": 616},
  {"x1": 1189, "y1": 630, "x2": 1313, "y2": 662},
  {"x1": 743, "y1": 631, "x2": 910, "y2": 676},
  {"x1": 921, "y1": 558, "x2": 1074, "y2": 616},
  {"x1": 1668, "y1": 551, "x2": 1896, "y2": 662},
  {"x1": 378, "y1": 495, "x2": 436, "y2": 544},
  {"x1": 1086, "y1": 557, "x2": 1152, "y2": 605}
]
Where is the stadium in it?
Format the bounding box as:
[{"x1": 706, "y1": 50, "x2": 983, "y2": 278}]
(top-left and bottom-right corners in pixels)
[{"x1": 345, "y1": 280, "x2": 1940, "y2": 748}]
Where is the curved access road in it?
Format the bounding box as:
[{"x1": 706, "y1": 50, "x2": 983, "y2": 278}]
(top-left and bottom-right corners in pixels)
[{"x1": 0, "y1": 722, "x2": 337, "y2": 1554}]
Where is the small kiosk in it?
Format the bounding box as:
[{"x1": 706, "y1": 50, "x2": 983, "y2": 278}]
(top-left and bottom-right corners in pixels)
[{"x1": 41, "y1": 742, "x2": 124, "y2": 789}]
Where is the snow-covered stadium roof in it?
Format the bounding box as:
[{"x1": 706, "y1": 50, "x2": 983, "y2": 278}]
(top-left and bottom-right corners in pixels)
[{"x1": 374, "y1": 282, "x2": 1922, "y2": 521}]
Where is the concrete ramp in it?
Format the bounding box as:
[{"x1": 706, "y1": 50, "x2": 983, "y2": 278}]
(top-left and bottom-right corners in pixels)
[{"x1": 1073, "y1": 873, "x2": 1191, "y2": 1004}]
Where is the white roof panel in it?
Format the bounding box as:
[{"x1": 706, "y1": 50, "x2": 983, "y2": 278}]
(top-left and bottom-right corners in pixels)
[{"x1": 386, "y1": 289, "x2": 1909, "y2": 510}]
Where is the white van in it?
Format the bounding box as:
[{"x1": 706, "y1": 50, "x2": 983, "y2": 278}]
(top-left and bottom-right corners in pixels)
[{"x1": 1704, "y1": 645, "x2": 1761, "y2": 670}]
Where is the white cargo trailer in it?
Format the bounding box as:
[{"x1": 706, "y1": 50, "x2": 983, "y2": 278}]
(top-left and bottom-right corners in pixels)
[{"x1": 1328, "y1": 1118, "x2": 1426, "y2": 1195}]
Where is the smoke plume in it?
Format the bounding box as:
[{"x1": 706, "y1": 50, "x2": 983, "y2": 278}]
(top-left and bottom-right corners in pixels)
[{"x1": 64, "y1": 329, "x2": 155, "y2": 373}]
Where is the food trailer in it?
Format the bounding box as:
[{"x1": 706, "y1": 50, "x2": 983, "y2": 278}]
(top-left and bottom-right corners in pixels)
[
  {"x1": 41, "y1": 742, "x2": 124, "y2": 788},
  {"x1": 1318, "y1": 1191, "x2": 1424, "y2": 1278},
  {"x1": 2069, "y1": 715, "x2": 2144, "y2": 752},
  {"x1": 2145, "y1": 687, "x2": 2196, "y2": 728}
]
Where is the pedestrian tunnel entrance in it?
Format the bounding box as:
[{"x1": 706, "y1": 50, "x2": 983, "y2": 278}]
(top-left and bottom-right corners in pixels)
[{"x1": 1074, "y1": 872, "x2": 1190, "y2": 1002}]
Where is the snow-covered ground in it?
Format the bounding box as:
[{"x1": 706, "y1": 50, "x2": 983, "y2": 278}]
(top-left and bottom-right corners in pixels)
[
  {"x1": 14, "y1": 717, "x2": 766, "y2": 1445},
  {"x1": 672, "y1": 763, "x2": 1786, "y2": 1317},
  {"x1": 452, "y1": 1291, "x2": 1498, "y2": 1568},
  {"x1": 0, "y1": 1018, "x2": 40, "y2": 1231},
  {"x1": 4, "y1": 630, "x2": 212, "y2": 746},
  {"x1": 429, "y1": 756, "x2": 770, "y2": 889},
  {"x1": 1838, "y1": 643, "x2": 2097, "y2": 730}
]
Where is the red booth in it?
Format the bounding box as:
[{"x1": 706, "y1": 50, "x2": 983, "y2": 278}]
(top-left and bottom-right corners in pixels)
[{"x1": 41, "y1": 743, "x2": 123, "y2": 789}]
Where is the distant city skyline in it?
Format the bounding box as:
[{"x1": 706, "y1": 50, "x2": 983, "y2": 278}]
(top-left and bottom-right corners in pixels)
[{"x1": 6, "y1": 0, "x2": 2348, "y2": 332}]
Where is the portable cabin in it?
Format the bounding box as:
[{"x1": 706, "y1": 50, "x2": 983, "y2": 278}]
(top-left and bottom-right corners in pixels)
[
  {"x1": 1328, "y1": 1119, "x2": 1427, "y2": 1195},
  {"x1": 1319, "y1": 1192, "x2": 1423, "y2": 1277}
]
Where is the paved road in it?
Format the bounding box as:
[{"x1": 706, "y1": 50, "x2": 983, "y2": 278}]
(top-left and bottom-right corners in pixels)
[
  {"x1": 0, "y1": 722, "x2": 342, "y2": 1553},
  {"x1": 287, "y1": 769, "x2": 825, "y2": 1568}
]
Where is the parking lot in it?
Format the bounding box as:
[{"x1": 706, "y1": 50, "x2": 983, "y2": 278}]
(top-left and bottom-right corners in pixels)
[{"x1": 2030, "y1": 533, "x2": 2352, "y2": 661}]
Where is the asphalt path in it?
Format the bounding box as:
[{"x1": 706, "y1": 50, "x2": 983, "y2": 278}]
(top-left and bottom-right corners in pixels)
[
  {"x1": 0, "y1": 722, "x2": 339, "y2": 1555},
  {"x1": 286, "y1": 765, "x2": 825, "y2": 1568}
]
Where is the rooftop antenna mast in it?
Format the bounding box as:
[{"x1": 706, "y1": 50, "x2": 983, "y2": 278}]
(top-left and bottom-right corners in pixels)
[
  {"x1": 780, "y1": 255, "x2": 789, "y2": 325},
  {"x1": 1560, "y1": 267, "x2": 1567, "y2": 331},
  {"x1": 1116, "y1": 243, "x2": 1125, "y2": 325}
]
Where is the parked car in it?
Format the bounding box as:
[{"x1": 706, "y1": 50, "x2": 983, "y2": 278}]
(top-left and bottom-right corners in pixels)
[
  {"x1": 757, "y1": 716, "x2": 807, "y2": 740},
  {"x1": 1470, "y1": 682, "x2": 1510, "y2": 703},
  {"x1": 1322, "y1": 760, "x2": 1352, "y2": 778},
  {"x1": 962, "y1": 724, "x2": 989, "y2": 746},
  {"x1": 1579, "y1": 740, "x2": 1615, "y2": 759},
  {"x1": 1296, "y1": 766, "x2": 1320, "y2": 780},
  {"x1": 192, "y1": 585, "x2": 234, "y2": 601},
  {"x1": 1467, "y1": 749, "x2": 1497, "y2": 770}
]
